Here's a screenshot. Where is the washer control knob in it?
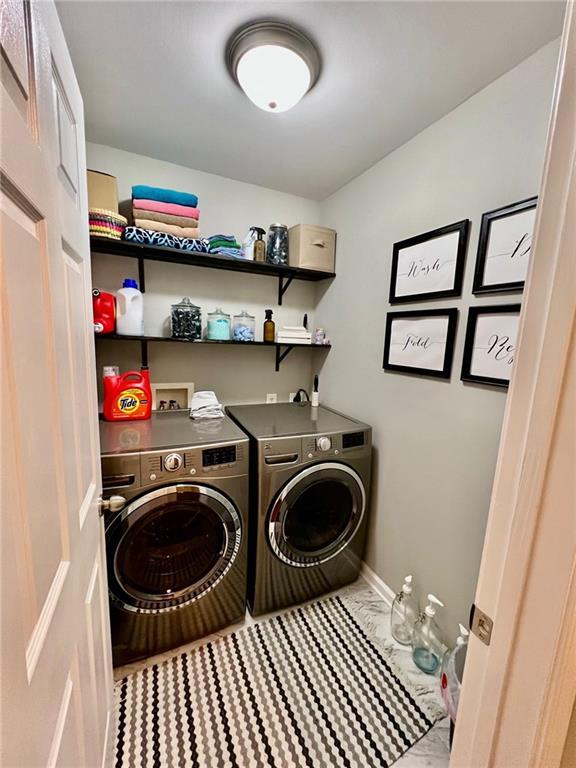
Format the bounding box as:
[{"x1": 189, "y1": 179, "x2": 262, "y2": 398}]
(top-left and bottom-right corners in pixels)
[
  {"x1": 164, "y1": 453, "x2": 183, "y2": 472},
  {"x1": 317, "y1": 436, "x2": 332, "y2": 452}
]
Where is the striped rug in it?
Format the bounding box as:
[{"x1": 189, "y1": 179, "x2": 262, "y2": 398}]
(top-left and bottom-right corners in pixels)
[{"x1": 114, "y1": 596, "x2": 438, "y2": 767}]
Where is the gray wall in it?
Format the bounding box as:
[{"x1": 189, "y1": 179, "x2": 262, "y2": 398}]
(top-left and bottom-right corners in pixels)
[{"x1": 317, "y1": 40, "x2": 559, "y2": 642}]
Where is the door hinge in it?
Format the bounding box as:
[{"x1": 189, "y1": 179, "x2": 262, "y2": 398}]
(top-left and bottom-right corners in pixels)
[{"x1": 470, "y1": 603, "x2": 494, "y2": 646}]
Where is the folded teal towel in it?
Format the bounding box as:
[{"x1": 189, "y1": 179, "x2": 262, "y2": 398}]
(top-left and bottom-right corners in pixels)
[{"x1": 131, "y1": 184, "x2": 198, "y2": 207}]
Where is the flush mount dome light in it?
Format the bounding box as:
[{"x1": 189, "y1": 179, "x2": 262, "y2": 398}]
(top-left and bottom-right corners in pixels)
[{"x1": 226, "y1": 21, "x2": 320, "y2": 113}]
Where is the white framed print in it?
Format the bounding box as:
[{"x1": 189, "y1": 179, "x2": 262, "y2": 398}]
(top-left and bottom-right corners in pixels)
[
  {"x1": 472, "y1": 197, "x2": 537, "y2": 294},
  {"x1": 151, "y1": 382, "x2": 195, "y2": 411},
  {"x1": 383, "y1": 308, "x2": 458, "y2": 379},
  {"x1": 461, "y1": 306, "x2": 521, "y2": 388},
  {"x1": 389, "y1": 220, "x2": 469, "y2": 303}
]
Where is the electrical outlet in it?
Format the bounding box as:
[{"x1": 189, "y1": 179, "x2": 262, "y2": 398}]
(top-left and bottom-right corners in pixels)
[
  {"x1": 289, "y1": 392, "x2": 296, "y2": 402},
  {"x1": 266, "y1": 393, "x2": 277, "y2": 404}
]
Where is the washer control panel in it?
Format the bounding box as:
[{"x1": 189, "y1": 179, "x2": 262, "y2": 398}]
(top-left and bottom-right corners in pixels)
[
  {"x1": 139, "y1": 442, "x2": 247, "y2": 483},
  {"x1": 302, "y1": 434, "x2": 341, "y2": 459}
]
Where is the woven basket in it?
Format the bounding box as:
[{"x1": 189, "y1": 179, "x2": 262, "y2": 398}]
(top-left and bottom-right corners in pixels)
[{"x1": 89, "y1": 208, "x2": 127, "y2": 240}]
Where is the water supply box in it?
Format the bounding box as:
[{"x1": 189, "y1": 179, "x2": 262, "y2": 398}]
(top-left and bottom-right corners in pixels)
[
  {"x1": 87, "y1": 170, "x2": 119, "y2": 213},
  {"x1": 288, "y1": 224, "x2": 336, "y2": 272}
]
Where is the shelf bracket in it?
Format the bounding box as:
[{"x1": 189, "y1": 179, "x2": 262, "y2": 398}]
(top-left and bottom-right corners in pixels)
[
  {"x1": 140, "y1": 340, "x2": 149, "y2": 368},
  {"x1": 275, "y1": 344, "x2": 294, "y2": 372},
  {"x1": 138, "y1": 256, "x2": 146, "y2": 293},
  {"x1": 278, "y1": 275, "x2": 293, "y2": 306}
]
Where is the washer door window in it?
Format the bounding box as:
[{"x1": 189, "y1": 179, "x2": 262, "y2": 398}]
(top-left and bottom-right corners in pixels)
[
  {"x1": 268, "y1": 463, "x2": 366, "y2": 567},
  {"x1": 106, "y1": 484, "x2": 241, "y2": 613}
]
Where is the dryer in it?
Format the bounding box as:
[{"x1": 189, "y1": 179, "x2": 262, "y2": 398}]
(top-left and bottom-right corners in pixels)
[
  {"x1": 227, "y1": 403, "x2": 371, "y2": 616},
  {"x1": 100, "y1": 413, "x2": 248, "y2": 666}
]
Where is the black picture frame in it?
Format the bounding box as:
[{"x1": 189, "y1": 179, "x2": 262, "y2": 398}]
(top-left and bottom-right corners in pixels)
[
  {"x1": 461, "y1": 305, "x2": 521, "y2": 388},
  {"x1": 389, "y1": 220, "x2": 470, "y2": 304},
  {"x1": 472, "y1": 197, "x2": 537, "y2": 295},
  {"x1": 383, "y1": 308, "x2": 459, "y2": 379}
]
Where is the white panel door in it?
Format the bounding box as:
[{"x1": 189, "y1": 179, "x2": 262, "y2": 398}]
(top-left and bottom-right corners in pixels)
[{"x1": 1, "y1": 1, "x2": 113, "y2": 766}]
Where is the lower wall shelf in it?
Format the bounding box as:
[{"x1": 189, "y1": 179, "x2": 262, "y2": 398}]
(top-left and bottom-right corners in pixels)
[{"x1": 94, "y1": 334, "x2": 331, "y2": 372}]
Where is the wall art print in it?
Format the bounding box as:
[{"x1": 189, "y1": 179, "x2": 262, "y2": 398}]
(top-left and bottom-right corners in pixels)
[
  {"x1": 389, "y1": 220, "x2": 470, "y2": 303},
  {"x1": 461, "y1": 305, "x2": 521, "y2": 388},
  {"x1": 383, "y1": 308, "x2": 458, "y2": 379},
  {"x1": 472, "y1": 197, "x2": 537, "y2": 294}
]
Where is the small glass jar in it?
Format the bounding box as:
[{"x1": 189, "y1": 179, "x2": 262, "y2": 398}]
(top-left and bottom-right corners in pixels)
[
  {"x1": 232, "y1": 310, "x2": 255, "y2": 342},
  {"x1": 207, "y1": 308, "x2": 231, "y2": 341},
  {"x1": 171, "y1": 297, "x2": 202, "y2": 340},
  {"x1": 266, "y1": 223, "x2": 289, "y2": 266}
]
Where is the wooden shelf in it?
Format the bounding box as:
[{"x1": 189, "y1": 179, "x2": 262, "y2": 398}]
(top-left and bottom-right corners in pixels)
[
  {"x1": 95, "y1": 334, "x2": 331, "y2": 371},
  {"x1": 90, "y1": 236, "x2": 335, "y2": 304}
]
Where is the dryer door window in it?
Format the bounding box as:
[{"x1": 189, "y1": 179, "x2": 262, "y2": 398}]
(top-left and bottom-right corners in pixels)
[
  {"x1": 268, "y1": 463, "x2": 366, "y2": 567},
  {"x1": 106, "y1": 484, "x2": 242, "y2": 613}
]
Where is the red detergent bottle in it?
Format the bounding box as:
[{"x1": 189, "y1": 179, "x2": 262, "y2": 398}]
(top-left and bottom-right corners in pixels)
[
  {"x1": 92, "y1": 289, "x2": 116, "y2": 334},
  {"x1": 103, "y1": 367, "x2": 152, "y2": 421}
]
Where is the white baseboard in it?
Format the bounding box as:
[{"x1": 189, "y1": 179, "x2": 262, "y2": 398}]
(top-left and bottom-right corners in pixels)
[{"x1": 359, "y1": 562, "x2": 396, "y2": 606}]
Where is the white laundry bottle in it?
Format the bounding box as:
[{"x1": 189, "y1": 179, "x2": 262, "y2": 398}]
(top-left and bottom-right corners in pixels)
[
  {"x1": 116, "y1": 278, "x2": 144, "y2": 336},
  {"x1": 390, "y1": 575, "x2": 418, "y2": 645},
  {"x1": 440, "y1": 623, "x2": 469, "y2": 724}
]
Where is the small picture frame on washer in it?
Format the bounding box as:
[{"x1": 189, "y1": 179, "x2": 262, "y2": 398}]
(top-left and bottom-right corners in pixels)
[
  {"x1": 389, "y1": 220, "x2": 470, "y2": 304},
  {"x1": 461, "y1": 305, "x2": 521, "y2": 388},
  {"x1": 472, "y1": 197, "x2": 537, "y2": 294},
  {"x1": 383, "y1": 308, "x2": 458, "y2": 379}
]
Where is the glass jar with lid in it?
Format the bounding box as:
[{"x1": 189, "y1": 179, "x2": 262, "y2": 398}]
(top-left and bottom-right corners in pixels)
[
  {"x1": 232, "y1": 310, "x2": 255, "y2": 342},
  {"x1": 207, "y1": 308, "x2": 231, "y2": 341},
  {"x1": 266, "y1": 223, "x2": 289, "y2": 266},
  {"x1": 170, "y1": 297, "x2": 202, "y2": 340}
]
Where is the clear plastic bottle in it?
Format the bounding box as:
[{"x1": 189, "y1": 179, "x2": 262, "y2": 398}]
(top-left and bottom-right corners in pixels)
[
  {"x1": 440, "y1": 623, "x2": 469, "y2": 724},
  {"x1": 390, "y1": 575, "x2": 419, "y2": 645},
  {"x1": 411, "y1": 594, "x2": 445, "y2": 675}
]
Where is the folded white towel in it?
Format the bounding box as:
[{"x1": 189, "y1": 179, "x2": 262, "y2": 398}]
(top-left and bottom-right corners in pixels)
[{"x1": 190, "y1": 390, "x2": 225, "y2": 420}]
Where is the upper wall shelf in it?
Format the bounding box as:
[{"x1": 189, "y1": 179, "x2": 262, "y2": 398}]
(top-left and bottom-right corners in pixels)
[{"x1": 90, "y1": 236, "x2": 335, "y2": 305}]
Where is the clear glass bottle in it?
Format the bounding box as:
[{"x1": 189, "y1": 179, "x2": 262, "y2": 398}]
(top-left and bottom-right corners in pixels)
[
  {"x1": 206, "y1": 308, "x2": 231, "y2": 341},
  {"x1": 411, "y1": 594, "x2": 445, "y2": 675},
  {"x1": 266, "y1": 224, "x2": 289, "y2": 265},
  {"x1": 170, "y1": 297, "x2": 202, "y2": 340},
  {"x1": 232, "y1": 310, "x2": 255, "y2": 342},
  {"x1": 263, "y1": 309, "x2": 275, "y2": 343},
  {"x1": 390, "y1": 575, "x2": 418, "y2": 645}
]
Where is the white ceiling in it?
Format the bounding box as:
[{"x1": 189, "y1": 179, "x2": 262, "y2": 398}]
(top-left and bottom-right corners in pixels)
[{"x1": 57, "y1": 1, "x2": 564, "y2": 200}]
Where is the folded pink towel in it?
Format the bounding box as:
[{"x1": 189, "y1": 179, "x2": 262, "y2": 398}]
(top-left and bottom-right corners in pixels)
[
  {"x1": 133, "y1": 208, "x2": 199, "y2": 228},
  {"x1": 135, "y1": 218, "x2": 201, "y2": 238},
  {"x1": 133, "y1": 198, "x2": 200, "y2": 218}
]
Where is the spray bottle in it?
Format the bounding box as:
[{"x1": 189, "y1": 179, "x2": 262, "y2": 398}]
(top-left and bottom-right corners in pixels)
[
  {"x1": 390, "y1": 574, "x2": 419, "y2": 645},
  {"x1": 411, "y1": 594, "x2": 445, "y2": 674}
]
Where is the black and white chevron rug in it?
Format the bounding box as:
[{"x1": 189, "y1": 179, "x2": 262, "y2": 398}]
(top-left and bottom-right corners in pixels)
[{"x1": 114, "y1": 596, "x2": 438, "y2": 767}]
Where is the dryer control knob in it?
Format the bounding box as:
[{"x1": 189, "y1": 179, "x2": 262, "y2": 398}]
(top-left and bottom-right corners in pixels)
[
  {"x1": 317, "y1": 436, "x2": 332, "y2": 452},
  {"x1": 164, "y1": 453, "x2": 183, "y2": 472}
]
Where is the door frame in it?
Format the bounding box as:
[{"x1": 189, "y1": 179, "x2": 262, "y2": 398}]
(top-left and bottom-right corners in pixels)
[{"x1": 451, "y1": 3, "x2": 576, "y2": 765}]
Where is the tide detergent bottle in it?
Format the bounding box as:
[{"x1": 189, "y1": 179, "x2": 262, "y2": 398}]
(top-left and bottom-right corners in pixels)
[{"x1": 103, "y1": 367, "x2": 152, "y2": 421}]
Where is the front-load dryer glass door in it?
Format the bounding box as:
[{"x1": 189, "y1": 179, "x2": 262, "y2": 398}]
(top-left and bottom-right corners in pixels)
[
  {"x1": 268, "y1": 463, "x2": 366, "y2": 567},
  {"x1": 106, "y1": 484, "x2": 242, "y2": 613}
]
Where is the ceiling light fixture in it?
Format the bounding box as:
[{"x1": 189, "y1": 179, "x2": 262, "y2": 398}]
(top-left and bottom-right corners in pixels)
[{"x1": 226, "y1": 21, "x2": 320, "y2": 113}]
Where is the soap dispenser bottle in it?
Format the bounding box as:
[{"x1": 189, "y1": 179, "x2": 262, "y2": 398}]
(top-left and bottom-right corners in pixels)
[
  {"x1": 390, "y1": 575, "x2": 418, "y2": 645},
  {"x1": 440, "y1": 623, "x2": 469, "y2": 724},
  {"x1": 411, "y1": 594, "x2": 445, "y2": 674}
]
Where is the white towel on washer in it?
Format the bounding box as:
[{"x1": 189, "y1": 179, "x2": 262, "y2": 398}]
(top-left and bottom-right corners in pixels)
[{"x1": 190, "y1": 390, "x2": 225, "y2": 420}]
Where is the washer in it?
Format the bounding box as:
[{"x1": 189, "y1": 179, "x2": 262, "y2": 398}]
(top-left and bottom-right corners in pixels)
[
  {"x1": 227, "y1": 403, "x2": 371, "y2": 616},
  {"x1": 100, "y1": 412, "x2": 248, "y2": 666}
]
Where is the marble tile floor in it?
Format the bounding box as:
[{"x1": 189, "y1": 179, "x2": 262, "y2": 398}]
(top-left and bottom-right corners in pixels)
[{"x1": 114, "y1": 578, "x2": 451, "y2": 767}]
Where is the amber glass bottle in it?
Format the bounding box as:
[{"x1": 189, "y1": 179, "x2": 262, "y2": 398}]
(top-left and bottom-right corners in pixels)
[{"x1": 263, "y1": 309, "x2": 275, "y2": 343}]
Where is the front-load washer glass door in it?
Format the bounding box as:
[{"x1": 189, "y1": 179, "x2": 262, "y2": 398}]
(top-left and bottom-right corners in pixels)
[
  {"x1": 106, "y1": 484, "x2": 242, "y2": 613},
  {"x1": 268, "y1": 463, "x2": 366, "y2": 567}
]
